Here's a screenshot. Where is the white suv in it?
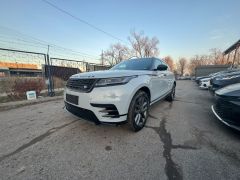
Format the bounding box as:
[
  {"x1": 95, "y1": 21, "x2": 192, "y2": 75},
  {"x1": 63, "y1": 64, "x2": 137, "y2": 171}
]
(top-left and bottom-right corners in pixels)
[{"x1": 64, "y1": 58, "x2": 176, "y2": 131}]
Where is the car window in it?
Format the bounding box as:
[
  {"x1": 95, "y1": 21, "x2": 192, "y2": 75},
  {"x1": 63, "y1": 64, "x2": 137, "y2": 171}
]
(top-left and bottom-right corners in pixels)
[{"x1": 111, "y1": 59, "x2": 153, "y2": 71}]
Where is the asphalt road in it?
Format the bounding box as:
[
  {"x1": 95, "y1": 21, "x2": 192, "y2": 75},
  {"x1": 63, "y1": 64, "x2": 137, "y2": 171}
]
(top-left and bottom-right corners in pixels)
[{"x1": 0, "y1": 81, "x2": 240, "y2": 180}]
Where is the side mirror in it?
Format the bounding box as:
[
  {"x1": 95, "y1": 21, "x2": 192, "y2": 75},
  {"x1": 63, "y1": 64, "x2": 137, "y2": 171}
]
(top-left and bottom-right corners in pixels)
[{"x1": 157, "y1": 64, "x2": 168, "y2": 71}]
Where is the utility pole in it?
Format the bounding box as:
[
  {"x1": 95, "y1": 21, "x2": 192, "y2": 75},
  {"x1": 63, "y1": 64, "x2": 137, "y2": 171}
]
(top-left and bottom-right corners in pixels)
[
  {"x1": 101, "y1": 50, "x2": 104, "y2": 65},
  {"x1": 238, "y1": 49, "x2": 240, "y2": 66},
  {"x1": 232, "y1": 45, "x2": 239, "y2": 68},
  {"x1": 46, "y1": 45, "x2": 55, "y2": 96}
]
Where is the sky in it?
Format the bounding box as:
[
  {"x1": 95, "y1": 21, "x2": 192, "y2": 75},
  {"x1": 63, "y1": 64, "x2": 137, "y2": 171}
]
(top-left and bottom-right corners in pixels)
[{"x1": 0, "y1": 0, "x2": 239, "y2": 63}]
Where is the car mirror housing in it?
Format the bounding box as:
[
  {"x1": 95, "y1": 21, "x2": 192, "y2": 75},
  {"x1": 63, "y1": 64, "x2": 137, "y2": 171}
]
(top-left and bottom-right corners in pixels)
[{"x1": 157, "y1": 64, "x2": 168, "y2": 71}]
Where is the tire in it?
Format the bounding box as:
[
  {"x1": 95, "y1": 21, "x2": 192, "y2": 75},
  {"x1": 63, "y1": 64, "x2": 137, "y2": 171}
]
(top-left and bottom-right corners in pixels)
[
  {"x1": 127, "y1": 90, "x2": 150, "y2": 132},
  {"x1": 166, "y1": 84, "x2": 176, "y2": 102}
]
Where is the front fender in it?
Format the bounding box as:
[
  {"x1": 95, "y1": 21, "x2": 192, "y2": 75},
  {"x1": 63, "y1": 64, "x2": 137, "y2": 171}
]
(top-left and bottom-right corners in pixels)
[{"x1": 126, "y1": 75, "x2": 152, "y2": 107}]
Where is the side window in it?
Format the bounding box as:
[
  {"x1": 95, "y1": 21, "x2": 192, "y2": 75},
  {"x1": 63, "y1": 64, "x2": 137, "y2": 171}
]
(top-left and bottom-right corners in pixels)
[{"x1": 153, "y1": 60, "x2": 162, "y2": 70}]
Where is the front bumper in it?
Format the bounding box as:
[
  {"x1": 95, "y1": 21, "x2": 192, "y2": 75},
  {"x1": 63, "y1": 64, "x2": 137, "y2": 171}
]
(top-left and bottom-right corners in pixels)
[
  {"x1": 65, "y1": 101, "x2": 100, "y2": 124},
  {"x1": 211, "y1": 105, "x2": 240, "y2": 131},
  {"x1": 211, "y1": 94, "x2": 240, "y2": 131},
  {"x1": 199, "y1": 82, "x2": 209, "y2": 89},
  {"x1": 64, "y1": 84, "x2": 135, "y2": 123},
  {"x1": 208, "y1": 85, "x2": 219, "y2": 95}
]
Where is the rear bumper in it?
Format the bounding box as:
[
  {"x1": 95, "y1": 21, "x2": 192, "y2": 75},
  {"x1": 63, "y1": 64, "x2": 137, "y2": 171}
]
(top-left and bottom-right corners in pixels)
[{"x1": 211, "y1": 105, "x2": 240, "y2": 131}]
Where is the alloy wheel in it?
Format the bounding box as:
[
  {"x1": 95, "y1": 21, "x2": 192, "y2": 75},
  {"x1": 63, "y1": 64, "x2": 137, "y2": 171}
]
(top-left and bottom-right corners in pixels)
[
  {"x1": 171, "y1": 86, "x2": 175, "y2": 99},
  {"x1": 134, "y1": 96, "x2": 148, "y2": 126}
]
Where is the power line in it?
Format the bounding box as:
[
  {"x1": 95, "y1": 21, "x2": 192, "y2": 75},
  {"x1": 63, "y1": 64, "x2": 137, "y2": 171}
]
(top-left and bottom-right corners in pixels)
[
  {"x1": 0, "y1": 34, "x2": 47, "y2": 46},
  {"x1": 0, "y1": 38, "x2": 97, "y2": 59},
  {"x1": 49, "y1": 44, "x2": 99, "y2": 59},
  {"x1": 41, "y1": 0, "x2": 127, "y2": 44},
  {"x1": 0, "y1": 39, "x2": 48, "y2": 49},
  {"x1": 0, "y1": 25, "x2": 99, "y2": 59}
]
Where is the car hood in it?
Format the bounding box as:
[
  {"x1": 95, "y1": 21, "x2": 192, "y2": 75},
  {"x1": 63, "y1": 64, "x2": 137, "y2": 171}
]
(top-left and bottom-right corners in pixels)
[
  {"x1": 200, "y1": 77, "x2": 211, "y2": 81},
  {"x1": 216, "y1": 83, "x2": 240, "y2": 98},
  {"x1": 196, "y1": 76, "x2": 209, "y2": 80},
  {"x1": 70, "y1": 70, "x2": 153, "y2": 79},
  {"x1": 215, "y1": 70, "x2": 240, "y2": 79},
  {"x1": 211, "y1": 70, "x2": 240, "y2": 86}
]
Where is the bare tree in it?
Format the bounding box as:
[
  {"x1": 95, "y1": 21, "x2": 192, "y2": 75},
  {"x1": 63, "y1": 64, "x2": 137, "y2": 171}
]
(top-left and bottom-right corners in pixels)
[
  {"x1": 188, "y1": 54, "x2": 212, "y2": 75},
  {"x1": 103, "y1": 43, "x2": 130, "y2": 66},
  {"x1": 128, "y1": 31, "x2": 159, "y2": 58},
  {"x1": 164, "y1": 56, "x2": 175, "y2": 71},
  {"x1": 209, "y1": 48, "x2": 225, "y2": 65},
  {"x1": 177, "y1": 57, "x2": 187, "y2": 76},
  {"x1": 188, "y1": 58, "x2": 199, "y2": 75}
]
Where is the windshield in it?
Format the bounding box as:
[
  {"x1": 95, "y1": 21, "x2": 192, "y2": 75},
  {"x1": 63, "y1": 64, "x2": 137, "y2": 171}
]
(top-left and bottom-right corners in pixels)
[{"x1": 111, "y1": 59, "x2": 153, "y2": 70}]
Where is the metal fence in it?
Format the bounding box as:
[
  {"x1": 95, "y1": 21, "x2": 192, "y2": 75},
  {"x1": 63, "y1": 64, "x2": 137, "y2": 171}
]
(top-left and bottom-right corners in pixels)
[{"x1": 0, "y1": 47, "x2": 110, "y2": 96}]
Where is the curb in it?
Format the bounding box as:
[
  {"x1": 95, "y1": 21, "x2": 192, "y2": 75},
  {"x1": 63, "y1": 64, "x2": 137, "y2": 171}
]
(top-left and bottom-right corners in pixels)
[{"x1": 0, "y1": 96, "x2": 63, "y2": 112}]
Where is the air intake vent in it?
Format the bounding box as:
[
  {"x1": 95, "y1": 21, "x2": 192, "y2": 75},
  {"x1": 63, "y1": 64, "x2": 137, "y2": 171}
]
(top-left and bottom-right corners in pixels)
[{"x1": 91, "y1": 103, "x2": 120, "y2": 118}]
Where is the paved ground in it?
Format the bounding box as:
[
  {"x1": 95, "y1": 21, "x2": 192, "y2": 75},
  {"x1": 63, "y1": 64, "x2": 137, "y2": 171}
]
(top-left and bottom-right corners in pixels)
[
  {"x1": 0, "y1": 96, "x2": 63, "y2": 111},
  {"x1": 0, "y1": 81, "x2": 240, "y2": 180}
]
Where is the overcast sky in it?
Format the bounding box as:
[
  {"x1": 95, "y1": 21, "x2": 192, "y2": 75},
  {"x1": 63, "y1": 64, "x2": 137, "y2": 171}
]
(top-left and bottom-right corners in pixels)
[{"x1": 0, "y1": 0, "x2": 239, "y2": 63}]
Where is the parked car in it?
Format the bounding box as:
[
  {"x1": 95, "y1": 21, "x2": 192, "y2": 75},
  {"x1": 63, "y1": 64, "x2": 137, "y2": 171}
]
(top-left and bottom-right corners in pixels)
[
  {"x1": 64, "y1": 58, "x2": 176, "y2": 131},
  {"x1": 183, "y1": 76, "x2": 191, "y2": 80},
  {"x1": 199, "y1": 70, "x2": 236, "y2": 89},
  {"x1": 196, "y1": 70, "x2": 235, "y2": 85},
  {"x1": 209, "y1": 70, "x2": 240, "y2": 93},
  {"x1": 199, "y1": 77, "x2": 211, "y2": 89},
  {"x1": 195, "y1": 76, "x2": 210, "y2": 84},
  {"x1": 196, "y1": 74, "x2": 215, "y2": 85},
  {"x1": 211, "y1": 83, "x2": 240, "y2": 131}
]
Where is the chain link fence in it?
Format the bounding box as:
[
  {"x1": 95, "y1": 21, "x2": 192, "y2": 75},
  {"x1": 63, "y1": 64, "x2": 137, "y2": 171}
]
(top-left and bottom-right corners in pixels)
[{"x1": 0, "y1": 48, "x2": 110, "y2": 102}]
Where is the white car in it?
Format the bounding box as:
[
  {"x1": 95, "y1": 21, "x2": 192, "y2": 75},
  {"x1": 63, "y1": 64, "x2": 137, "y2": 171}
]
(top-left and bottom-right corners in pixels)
[
  {"x1": 64, "y1": 58, "x2": 176, "y2": 131},
  {"x1": 199, "y1": 77, "x2": 211, "y2": 89}
]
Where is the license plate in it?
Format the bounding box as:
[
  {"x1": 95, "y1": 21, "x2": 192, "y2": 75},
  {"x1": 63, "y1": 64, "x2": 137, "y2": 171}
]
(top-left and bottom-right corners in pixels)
[{"x1": 66, "y1": 94, "x2": 78, "y2": 105}]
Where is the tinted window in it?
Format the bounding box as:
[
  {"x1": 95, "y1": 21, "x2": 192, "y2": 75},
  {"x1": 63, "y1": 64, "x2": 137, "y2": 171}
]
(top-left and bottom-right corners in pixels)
[{"x1": 111, "y1": 59, "x2": 153, "y2": 70}]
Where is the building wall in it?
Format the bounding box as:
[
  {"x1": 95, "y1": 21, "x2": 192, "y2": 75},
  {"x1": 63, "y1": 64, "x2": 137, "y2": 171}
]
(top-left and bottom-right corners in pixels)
[
  {"x1": 195, "y1": 65, "x2": 230, "y2": 77},
  {"x1": 0, "y1": 62, "x2": 38, "y2": 69}
]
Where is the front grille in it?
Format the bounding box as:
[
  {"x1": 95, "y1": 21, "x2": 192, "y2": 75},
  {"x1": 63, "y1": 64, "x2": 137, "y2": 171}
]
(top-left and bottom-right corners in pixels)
[
  {"x1": 65, "y1": 102, "x2": 100, "y2": 124},
  {"x1": 66, "y1": 78, "x2": 96, "y2": 92},
  {"x1": 215, "y1": 97, "x2": 240, "y2": 125}
]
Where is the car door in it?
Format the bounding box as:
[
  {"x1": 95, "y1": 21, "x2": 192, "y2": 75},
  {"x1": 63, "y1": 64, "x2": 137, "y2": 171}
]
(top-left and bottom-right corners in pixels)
[
  {"x1": 161, "y1": 61, "x2": 174, "y2": 93},
  {"x1": 157, "y1": 60, "x2": 170, "y2": 95},
  {"x1": 150, "y1": 59, "x2": 166, "y2": 101}
]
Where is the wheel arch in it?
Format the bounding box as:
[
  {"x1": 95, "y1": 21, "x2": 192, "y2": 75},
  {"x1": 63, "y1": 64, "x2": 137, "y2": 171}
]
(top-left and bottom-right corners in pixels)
[
  {"x1": 138, "y1": 86, "x2": 151, "y2": 101},
  {"x1": 127, "y1": 85, "x2": 151, "y2": 112}
]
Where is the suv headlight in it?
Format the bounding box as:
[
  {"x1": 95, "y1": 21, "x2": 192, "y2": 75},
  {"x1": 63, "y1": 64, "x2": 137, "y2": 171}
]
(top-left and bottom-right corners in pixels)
[{"x1": 95, "y1": 76, "x2": 137, "y2": 87}]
